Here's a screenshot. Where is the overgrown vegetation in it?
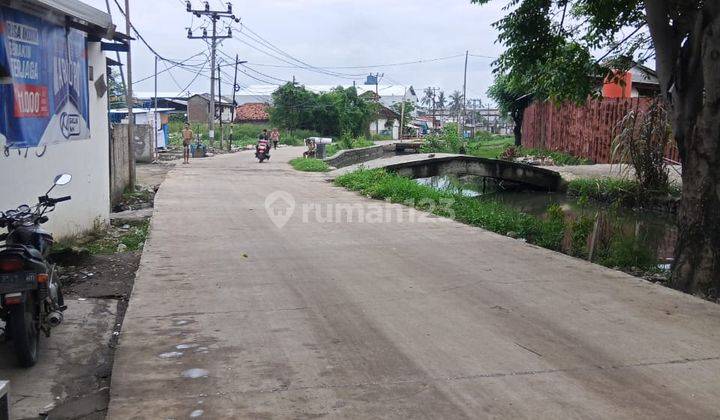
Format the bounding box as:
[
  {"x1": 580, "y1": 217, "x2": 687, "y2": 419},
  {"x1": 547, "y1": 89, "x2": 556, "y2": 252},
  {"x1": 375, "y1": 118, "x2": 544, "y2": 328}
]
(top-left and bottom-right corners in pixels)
[
  {"x1": 53, "y1": 220, "x2": 150, "y2": 255},
  {"x1": 335, "y1": 168, "x2": 660, "y2": 272},
  {"x1": 612, "y1": 99, "x2": 672, "y2": 201},
  {"x1": 567, "y1": 178, "x2": 680, "y2": 207},
  {"x1": 290, "y1": 157, "x2": 331, "y2": 172},
  {"x1": 335, "y1": 169, "x2": 566, "y2": 250},
  {"x1": 419, "y1": 127, "x2": 590, "y2": 165},
  {"x1": 269, "y1": 83, "x2": 376, "y2": 137}
]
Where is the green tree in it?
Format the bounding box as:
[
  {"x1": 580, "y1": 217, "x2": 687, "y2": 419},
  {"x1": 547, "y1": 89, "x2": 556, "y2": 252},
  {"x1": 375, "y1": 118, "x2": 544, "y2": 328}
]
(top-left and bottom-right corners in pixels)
[
  {"x1": 108, "y1": 68, "x2": 126, "y2": 110},
  {"x1": 269, "y1": 84, "x2": 375, "y2": 138},
  {"x1": 487, "y1": 73, "x2": 534, "y2": 146},
  {"x1": 436, "y1": 91, "x2": 446, "y2": 111},
  {"x1": 449, "y1": 90, "x2": 464, "y2": 113},
  {"x1": 421, "y1": 87, "x2": 436, "y2": 109},
  {"x1": 472, "y1": 0, "x2": 720, "y2": 297}
]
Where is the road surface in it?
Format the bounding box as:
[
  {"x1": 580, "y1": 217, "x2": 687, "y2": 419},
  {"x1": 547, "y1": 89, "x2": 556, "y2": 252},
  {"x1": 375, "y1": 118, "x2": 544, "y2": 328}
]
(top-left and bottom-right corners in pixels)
[{"x1": 108, "y1": 147, "x2": 720, "y2": 419}]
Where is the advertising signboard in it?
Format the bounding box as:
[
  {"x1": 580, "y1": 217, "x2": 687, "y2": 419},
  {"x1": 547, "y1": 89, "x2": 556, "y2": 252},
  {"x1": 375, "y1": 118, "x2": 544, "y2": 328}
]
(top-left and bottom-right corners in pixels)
[{"x1": 0, "y1": 5, "x2": 90, "y2": 149}]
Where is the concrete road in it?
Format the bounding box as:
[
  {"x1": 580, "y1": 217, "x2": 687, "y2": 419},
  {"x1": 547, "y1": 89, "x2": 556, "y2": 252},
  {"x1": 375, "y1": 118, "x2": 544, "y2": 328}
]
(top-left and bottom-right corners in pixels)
[
  {"x1": 0, "y1": 299, "x2": 116, "y2": 419},
  {"x1": 108, "y1": 147, "x2": 720, "y2": 419}
]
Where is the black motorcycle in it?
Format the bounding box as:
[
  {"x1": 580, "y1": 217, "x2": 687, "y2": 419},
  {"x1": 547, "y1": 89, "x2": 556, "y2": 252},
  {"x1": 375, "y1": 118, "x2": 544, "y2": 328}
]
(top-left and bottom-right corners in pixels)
[{"x1": 0, "y1": 174, "x2": 72, "y2": 367}]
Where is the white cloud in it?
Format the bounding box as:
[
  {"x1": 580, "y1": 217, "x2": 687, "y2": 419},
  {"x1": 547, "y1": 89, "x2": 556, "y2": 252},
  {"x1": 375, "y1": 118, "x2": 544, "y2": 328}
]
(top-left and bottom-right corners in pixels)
[{"x1": 85, "y1": 0, "x2": 507, "y2": 103}]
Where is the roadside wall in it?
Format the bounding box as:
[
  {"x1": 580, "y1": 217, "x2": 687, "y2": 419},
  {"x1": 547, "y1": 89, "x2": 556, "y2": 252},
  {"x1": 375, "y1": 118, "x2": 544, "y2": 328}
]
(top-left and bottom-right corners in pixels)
[
  {"x1": 324, "y1": 144, "x2": 395, "y2": 168},
  {"x1": 522, "y1": 98, "x2": 681, "y2": 163},
  {"x1": 0, "y1": 42, "x2": 110, "y2": 237}
]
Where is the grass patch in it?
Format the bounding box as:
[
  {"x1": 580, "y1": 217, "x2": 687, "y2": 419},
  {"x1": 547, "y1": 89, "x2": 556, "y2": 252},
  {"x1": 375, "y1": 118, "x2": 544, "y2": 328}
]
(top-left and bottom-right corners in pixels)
[
  {"x1": 335, "y1": 169, "x2": 663, "y2": 272},
  {"x1": 53, "y1": 220, "x2": 150, "y2": 255},
  {"x1": 290, "y1": 157, "x2": 331, "y2": 172},
  {"x1": 334, "y1": 169, "x2": 566, "y2": 250},
  {"x1": 567, "y1": 178, "x2": 680, "y2": 206},
  {"x1": 521, "y1": 148, "x2": 593, "y2": 165}
]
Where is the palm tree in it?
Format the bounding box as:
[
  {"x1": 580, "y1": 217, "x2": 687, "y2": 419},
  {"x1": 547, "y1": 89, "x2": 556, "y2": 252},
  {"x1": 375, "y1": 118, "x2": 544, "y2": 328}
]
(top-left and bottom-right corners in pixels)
[
  {"x1": 421, "y1": 87, "x2": 436, "y2": 108},
  {"x1": 436, "y1": 91, "x2": 446, "y2": 111},
  {"x1": 449, "y1": 90, "x2": 464, "y2": 113}
]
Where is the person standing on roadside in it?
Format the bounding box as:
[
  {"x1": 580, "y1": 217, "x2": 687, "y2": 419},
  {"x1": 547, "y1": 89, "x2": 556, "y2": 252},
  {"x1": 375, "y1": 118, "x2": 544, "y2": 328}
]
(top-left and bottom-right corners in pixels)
[
  {"x1": 181, "y1": 123, "x2": 193, "y2": 164},
  {"x1": 270, "y1": 128, "x2": 280, "y2": 149}
]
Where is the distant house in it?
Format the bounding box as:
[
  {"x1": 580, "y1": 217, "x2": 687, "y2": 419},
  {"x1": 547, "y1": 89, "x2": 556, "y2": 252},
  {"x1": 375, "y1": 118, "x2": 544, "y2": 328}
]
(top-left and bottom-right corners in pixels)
[
  {"x1": 370, "y1": 105, "x2": 402, "y2": 140},
  {"x1": 187, "y1": 94, "x2": 234, "y2": 124},
  {"x1": 235, "y1": 103, "x2": 270, "y2": 125},
  {"x1": 601, "y1": 63, "x2": 660, "y2": 98}
]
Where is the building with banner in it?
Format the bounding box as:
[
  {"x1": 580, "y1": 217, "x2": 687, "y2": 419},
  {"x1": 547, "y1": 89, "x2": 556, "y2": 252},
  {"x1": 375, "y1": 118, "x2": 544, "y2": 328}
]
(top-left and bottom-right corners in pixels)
[{"x1": 0, "y1": 0, "x2": 125, "y2": 237}]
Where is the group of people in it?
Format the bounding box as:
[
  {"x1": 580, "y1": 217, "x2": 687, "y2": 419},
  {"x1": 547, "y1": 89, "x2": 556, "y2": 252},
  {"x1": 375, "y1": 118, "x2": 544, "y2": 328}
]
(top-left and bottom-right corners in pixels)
[{"x1": 180, "y1": 124, "x2": 282, "y2": 165}]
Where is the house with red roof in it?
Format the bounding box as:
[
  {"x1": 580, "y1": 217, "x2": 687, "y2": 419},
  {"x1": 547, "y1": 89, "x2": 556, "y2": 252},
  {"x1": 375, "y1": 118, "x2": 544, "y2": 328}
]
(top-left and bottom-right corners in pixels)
[{"x1": 235, "y1": 103, "x2": 270, "y2": 125}]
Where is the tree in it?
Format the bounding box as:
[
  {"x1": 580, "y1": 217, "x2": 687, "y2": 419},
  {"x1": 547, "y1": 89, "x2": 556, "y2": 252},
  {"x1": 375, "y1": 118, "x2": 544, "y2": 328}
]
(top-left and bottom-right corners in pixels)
[
  {"x1": 269, "y1": 83, "x2": 375, "y2": 138},
  {"x1": 487, "y1": 73, "x2": 534, "y2": 146},
  {"x1": 108, "y1": 68, "x2": 126, "y2": 110},
  {"x1": 449, "y1": 90, "x2": 464, "y2": 113},
  {"x1": 421, "y1": 87, "x2": 436, "y2": 109},
  {"x1": 472, "y1": 0, "x2": 720, "y2": 297},
  {"x1": 436, "y1": 91, "x2": 446, "y2": 111}
]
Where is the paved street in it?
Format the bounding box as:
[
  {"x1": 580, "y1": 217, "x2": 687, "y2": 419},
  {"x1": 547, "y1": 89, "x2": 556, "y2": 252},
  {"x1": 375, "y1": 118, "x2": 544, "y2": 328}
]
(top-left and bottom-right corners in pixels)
[{"x1": 108, "y1": 147, "x2": 720, "y2": 419}]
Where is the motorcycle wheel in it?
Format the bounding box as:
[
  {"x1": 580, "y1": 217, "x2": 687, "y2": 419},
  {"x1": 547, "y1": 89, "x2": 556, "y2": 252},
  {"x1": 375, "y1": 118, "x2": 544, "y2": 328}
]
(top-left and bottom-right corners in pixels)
[
  {"x1": 9, "y1": 294, "x2": 39, "y2": 367},
  {"x1": 259, "y1": 157, "x2": 265, "y2": 163}
]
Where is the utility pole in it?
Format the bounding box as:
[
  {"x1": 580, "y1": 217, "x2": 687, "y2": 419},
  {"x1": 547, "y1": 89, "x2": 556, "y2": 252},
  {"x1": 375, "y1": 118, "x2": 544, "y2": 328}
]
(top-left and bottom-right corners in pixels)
[
  {"x1": 186, "y1": 1, "x2": 239, "y2": 147},
  {"x1": 366, "y1": 73, "x2": 383, "y2": 135},
  {"x1": 153, "y1": 55, "x2": 158, "y2": 161},
  {"x1": 400, "y1": 87, "x2": 406, "y2": 141},
  {"x1": 460, "y1": 50, "x2": 468, "y2": 139},
  {"x1": 217, "y1": 61, "x2": 222, "y2": 149},
  {"x1": 125, "y1": 0, "x2": 135, "y2": 187},
  {"x1": 228, "y1": 55, "x2": 247, "y2": 150}
]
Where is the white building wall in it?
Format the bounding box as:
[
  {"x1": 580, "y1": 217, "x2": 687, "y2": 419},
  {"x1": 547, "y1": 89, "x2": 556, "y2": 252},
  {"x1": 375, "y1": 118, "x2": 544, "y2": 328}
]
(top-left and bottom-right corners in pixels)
[{"x1": 0, "y1": 42, "x2": 110, "y2": 238}]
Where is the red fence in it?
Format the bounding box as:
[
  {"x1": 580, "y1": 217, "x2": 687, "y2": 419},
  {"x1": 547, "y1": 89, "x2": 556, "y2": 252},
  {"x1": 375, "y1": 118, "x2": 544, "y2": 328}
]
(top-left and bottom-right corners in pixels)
[{"x1": 521, "y1": 98, "x2": 681, "y2": 164}]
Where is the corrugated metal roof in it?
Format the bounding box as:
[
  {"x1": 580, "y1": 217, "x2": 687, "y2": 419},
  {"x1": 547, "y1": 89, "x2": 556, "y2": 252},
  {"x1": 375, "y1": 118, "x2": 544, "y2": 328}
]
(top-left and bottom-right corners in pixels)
[{"x1": 35, "y1": 0, "x2": 111, "y2": 27}]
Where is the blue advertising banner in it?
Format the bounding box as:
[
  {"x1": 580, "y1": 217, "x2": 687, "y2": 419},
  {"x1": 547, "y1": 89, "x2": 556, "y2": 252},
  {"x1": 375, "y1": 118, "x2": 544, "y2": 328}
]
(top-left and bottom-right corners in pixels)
[{"x1": 0, "y1": 5, "x2": 90, "y2": 149}]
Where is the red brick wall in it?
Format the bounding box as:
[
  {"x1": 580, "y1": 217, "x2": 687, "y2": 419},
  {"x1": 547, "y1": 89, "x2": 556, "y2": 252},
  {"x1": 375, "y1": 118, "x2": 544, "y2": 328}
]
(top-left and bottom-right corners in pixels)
[{"x1": 521, "y1": 98, "x2": 681, "y2": 163}]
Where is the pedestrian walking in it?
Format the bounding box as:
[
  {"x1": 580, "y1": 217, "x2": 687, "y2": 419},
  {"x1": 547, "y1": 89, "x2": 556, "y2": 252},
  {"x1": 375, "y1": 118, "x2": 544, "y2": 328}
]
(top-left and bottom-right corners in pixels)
[
  {"x1": 181, "y1": 123, "x2": 193, "y2": 164},
  {"x1": 270, "y1": 128, "x2": 280, "y2": 149}
]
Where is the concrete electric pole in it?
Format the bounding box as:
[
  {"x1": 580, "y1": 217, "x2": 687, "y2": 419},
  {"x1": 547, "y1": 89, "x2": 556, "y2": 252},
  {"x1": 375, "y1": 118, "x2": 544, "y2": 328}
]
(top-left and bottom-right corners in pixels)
[
  {"x1": 186, "y1": 1, "x2": 239, "y2": 147},
  {"x1": 125, "y1": 0, "x2": 135, "y2": 187}
]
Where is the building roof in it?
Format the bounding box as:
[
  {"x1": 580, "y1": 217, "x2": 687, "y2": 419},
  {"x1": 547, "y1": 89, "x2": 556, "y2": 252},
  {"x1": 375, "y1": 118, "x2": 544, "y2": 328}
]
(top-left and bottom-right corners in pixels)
[
  {"x1": 27, "y1": 0, "x2": 121, "y2": 41},
  {"x1": 235, "y1": 103, "x2": 269, "y2": 121},
  {"x1": 188, "y1": 93, "x2": 234, "y2": 106}
]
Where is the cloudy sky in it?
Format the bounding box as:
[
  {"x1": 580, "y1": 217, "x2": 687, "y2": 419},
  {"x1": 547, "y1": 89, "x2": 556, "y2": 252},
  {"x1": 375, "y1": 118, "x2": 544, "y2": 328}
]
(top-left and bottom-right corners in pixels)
[{"x1": 84, "y1": 0, "x2": 508, "y2": 104}]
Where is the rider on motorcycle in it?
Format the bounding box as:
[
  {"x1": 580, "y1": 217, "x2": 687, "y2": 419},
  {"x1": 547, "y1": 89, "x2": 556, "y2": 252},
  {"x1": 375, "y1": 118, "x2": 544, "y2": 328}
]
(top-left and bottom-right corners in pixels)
[{"x1": 256, "y1": 131, "x2": 271, "y2": 159}]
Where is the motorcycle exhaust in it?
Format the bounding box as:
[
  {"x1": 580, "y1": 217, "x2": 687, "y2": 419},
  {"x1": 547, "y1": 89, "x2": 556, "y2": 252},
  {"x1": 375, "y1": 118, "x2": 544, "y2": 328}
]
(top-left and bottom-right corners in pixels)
[{"x1": 47, "y1": 311, "x2": 64, "y2": 327}]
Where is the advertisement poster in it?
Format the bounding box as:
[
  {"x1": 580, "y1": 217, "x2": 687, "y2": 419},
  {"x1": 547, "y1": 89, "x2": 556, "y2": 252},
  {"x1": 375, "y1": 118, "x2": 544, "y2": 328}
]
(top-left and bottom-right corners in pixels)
[{"x1": 0, "y1": 5, "x2": 90, "y2": 149}]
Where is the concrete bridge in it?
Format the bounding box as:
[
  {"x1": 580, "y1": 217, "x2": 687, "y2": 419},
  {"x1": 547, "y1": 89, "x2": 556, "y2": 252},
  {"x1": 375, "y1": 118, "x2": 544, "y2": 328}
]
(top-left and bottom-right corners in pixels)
[{"x1": 334, "y1": 154, "x2": 563, "y2": 191}]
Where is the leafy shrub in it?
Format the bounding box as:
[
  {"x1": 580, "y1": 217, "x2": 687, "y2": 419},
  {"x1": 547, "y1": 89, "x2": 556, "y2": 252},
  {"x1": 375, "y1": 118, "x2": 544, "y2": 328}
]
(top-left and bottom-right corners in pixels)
[
  {"x1": 598, "y1": 236, "x2": 656, "y2": 271},
  {"x1": 500, "y1": 145, "x2": 519, "y2": 161},
  {"x1": 612, "y1": 98, "x2": 672, "y2": 199}
]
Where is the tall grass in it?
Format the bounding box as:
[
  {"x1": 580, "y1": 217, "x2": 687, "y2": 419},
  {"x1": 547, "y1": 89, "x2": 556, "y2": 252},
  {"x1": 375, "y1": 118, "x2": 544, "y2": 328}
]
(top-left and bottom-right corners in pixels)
[{"x1": 334, "y1": 169, "x2": 566, "y2": 250}]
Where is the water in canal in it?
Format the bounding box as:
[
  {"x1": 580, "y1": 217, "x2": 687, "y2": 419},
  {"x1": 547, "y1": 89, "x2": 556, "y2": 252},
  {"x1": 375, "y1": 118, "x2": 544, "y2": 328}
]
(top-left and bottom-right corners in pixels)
[{"x1": 416, "y1": 175, "x2": 677, "y2": 268}]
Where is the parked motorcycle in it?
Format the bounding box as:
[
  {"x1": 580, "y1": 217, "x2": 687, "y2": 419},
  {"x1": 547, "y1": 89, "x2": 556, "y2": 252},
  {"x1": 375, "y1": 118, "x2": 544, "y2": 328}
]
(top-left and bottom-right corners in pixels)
[
  {"x1": 0, "y1": 174, "x2": 71, "y2": 367},
  {"x1": 256, "y1": 141, "x2": 271, "y2": 163}
]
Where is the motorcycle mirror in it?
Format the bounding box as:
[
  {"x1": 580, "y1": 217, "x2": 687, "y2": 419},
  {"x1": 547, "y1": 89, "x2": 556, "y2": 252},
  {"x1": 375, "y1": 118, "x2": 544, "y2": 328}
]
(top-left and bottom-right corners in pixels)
[{"x1": 54, "y1": 173, "x2": 72, "y2": 186}]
